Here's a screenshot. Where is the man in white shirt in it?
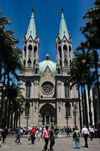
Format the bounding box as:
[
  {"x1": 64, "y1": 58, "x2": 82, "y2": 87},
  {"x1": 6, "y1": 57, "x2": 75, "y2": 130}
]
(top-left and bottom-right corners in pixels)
[
  {"x1": 89, "y1": 126, "x2": 94, "y2": 140},
  {"x1": 81, "y1": 125, "x2": 89, "y2": 148}
]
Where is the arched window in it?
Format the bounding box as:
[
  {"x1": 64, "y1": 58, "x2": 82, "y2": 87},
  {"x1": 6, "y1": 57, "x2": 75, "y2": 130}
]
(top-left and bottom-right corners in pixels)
[
  {"x1": 65, "y1": 83, "x2": 70, "y2": 98},
  {"x1": 24, "y1": 60, "x2": 26, "y2": 67},
  {"x1": 58, "y1": 46, "x2": 61, "y2": 58},
  {"x1": 28, "y1": 45, "x2": 32, "y2": 58},
  {"x1": 24, "y1": 46, "x2": 26, "y2": 58},
  {"x1": 33, "y1": 59, "x2": 36, "y2": 65},
  {"x1": 34, "y1": 46, "x2": 37, "y2": 58},
  {"x1": 66, "y1": 102, "x2": 70, "y2": 116},
  {"x1": 64, "y1": 58, "x2": 68, "y2": 66},
  {"x1": 60, "y1": 60, "x2": 62, "y2": 68},
  {"x1": 69, "y1": 46, "x2": 71, "y2": 58},
  {"x1": 63, "y1": 45, "x2": 67, "y2": 58},
  {"x1": 27, "y1": 58, "x2": 31, "y2": 66},
  {"x1": 25, "y1": 102, "x2": 30, "y2": 116},
  {"x1": 26, "y1": 81, "x2": 31, "y2": 98}
]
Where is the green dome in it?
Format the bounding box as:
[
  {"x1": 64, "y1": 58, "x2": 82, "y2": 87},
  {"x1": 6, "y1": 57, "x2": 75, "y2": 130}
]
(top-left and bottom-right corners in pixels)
[{"x1": 39, "y1": 54, "x2": 56, "y2": 75}]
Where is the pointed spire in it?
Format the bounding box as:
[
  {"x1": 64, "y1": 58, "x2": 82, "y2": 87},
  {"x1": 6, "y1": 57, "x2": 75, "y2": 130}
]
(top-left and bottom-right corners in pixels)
[
  {"x1": 26, "y1": 7, "x2": 36, "y2": 39},
  {"x1": 59, "y1": 7, "x2": 69, "y2": 39}
]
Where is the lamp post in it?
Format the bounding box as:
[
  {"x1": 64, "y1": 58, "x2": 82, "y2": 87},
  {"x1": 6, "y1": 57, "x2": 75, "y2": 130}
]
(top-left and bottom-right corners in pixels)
[
  {"x1": 73, "y1": 105, "x2": 77, "y2": 128},
  {"x1": 66, "y1": 112, "x2": 68, "y2": 128},
  {"x1": 66, "y1": 106, "x2": 69, "y2": 128}
]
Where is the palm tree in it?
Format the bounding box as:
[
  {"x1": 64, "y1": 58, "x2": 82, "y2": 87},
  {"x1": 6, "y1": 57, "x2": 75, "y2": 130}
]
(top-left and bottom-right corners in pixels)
[
  {"x1": 67, "y1": 48, "x2": 94, "y2": 127},
  {"x1": 79, "y1": 0, "x2": 100, "y2": 119},
  {"x1": 0, "y1": 10, "x2": 13, "y2": 80},
  {"x1": 4, "y1": 82, "x2": 25, "y2": 128}
]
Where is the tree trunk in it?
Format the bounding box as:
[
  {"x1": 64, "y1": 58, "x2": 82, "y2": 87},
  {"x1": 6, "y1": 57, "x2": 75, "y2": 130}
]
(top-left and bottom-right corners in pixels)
[
  {"x1": 83, "y1": 85, "x2": 88, "y2": 127},
  {"x1": 78, "y1": 85, "x2": 82, "y2": 130},
  {"x1": 93, "y1": 49, "x2": 100, "y2": 120}
]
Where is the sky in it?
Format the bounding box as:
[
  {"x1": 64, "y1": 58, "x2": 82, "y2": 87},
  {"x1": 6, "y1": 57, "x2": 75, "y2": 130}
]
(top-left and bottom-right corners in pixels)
[{"x1": 0, "y1": 0, "x2": 95, "y2": 64}]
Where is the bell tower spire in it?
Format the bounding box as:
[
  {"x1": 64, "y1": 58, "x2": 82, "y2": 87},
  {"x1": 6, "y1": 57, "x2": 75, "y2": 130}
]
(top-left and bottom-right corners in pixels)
[
  {"x1": 22, "y1": 7, "x2": 39, "y2": 74},
  {"x1": 26, "y1": 6, "x2": 36, "y2": 40},
  {"x1": 56, "y1": 8, "x2": 73, "y2": 75}
]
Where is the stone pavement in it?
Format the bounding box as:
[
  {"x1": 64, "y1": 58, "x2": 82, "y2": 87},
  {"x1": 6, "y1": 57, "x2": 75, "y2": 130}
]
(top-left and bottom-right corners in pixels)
[{"x1": 0, "y1": 134, "x2": 100, "y2": 151}]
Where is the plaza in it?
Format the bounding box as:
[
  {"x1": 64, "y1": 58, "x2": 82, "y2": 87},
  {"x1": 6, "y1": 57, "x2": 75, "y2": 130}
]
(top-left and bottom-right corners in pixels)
[{"x1": 0, "y1": 134, "x2": 100, "y2": 151}]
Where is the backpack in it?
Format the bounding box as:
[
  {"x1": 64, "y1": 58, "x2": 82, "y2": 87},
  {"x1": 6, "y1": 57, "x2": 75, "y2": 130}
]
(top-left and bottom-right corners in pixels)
[{"x1": 74, "y1": 132, "x2": 76, "y2": 137}]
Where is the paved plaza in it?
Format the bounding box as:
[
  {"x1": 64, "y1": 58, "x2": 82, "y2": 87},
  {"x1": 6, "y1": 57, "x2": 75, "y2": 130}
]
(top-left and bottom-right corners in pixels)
[{"x1": 0, "y1": 134, "x2": 100, "y2": 151}]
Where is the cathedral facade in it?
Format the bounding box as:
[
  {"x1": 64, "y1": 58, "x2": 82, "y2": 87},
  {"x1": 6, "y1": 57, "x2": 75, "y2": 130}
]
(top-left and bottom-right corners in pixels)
[{"x1": 19, "y1": 8, "x2": 80, "y2": 128}]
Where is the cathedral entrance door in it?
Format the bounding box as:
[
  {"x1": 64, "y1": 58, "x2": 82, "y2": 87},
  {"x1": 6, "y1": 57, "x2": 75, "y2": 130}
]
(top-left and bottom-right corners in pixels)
[
  {"x1": 39, "y1": 104, "x2": 56, "y2": 125},
  {"x1": 46, "y1": 116, "x2": 49, "y2": 125}
]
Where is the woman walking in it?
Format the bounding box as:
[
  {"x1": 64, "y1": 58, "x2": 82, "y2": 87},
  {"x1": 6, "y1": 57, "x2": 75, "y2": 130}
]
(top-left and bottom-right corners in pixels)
[{"x1": 42, "y1": 126, "x2": 49, "y2": 151}]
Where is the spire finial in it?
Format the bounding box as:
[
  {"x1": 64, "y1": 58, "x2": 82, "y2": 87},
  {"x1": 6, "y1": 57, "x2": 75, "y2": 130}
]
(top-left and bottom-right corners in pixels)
[
  {"x1": 32, "y1": 6, "x2": 34, "y2": 12},
  {"x1": 61, "y1": 7, "x2": 64, "y2": 13}
]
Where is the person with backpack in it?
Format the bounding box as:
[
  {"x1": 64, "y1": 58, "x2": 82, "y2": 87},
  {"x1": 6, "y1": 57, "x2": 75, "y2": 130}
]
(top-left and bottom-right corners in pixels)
[
  {"x1": 73, "y1": 126, "x2": 80, "y2": 149},
  {"x1": 49, "y1": 126, "x2": 55, "y2": 150},
  {"x1": 15, "y1": 126, "x2": 21, "y2": 143}
]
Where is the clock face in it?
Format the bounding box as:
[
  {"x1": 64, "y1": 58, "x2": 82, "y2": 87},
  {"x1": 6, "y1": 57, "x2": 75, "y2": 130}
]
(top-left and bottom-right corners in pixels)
[{"x1": 41, "y1": 82, "x2": 54, "y2": 95}]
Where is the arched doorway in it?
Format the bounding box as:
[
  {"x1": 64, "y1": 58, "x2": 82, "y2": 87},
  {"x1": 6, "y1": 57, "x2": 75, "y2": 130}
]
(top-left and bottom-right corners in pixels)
[{"x1": 39, "y1": 104, "x2": 56, "y2": 125}]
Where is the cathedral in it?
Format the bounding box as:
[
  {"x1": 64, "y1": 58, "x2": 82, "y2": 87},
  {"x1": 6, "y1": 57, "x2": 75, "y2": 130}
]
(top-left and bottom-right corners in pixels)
[{"x1": 19, "y1": 7, "x2": 80, "y2": 128}]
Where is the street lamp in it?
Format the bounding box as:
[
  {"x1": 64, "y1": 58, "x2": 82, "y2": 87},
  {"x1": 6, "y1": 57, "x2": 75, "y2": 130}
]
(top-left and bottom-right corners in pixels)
[
  {"x1": 65, "y1": 104, "x2": 69, "y2": 128},
  {"x1": 66, "y1": 110, "x2": 68, "y2": 128},
  {"x1": 25, "y1": 102, "x2": 30, "y2": 128},
  {"x1": 73, "y1": 105, "x2": 77, "y2": 128}
]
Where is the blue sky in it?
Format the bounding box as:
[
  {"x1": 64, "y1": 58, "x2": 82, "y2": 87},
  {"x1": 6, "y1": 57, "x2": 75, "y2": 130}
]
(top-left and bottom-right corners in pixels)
[{"x1": 1, "y1": 0, "x2": 96, "y2": 64}]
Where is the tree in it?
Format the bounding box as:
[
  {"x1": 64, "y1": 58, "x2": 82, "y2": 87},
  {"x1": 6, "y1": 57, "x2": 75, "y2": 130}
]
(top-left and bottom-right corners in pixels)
[
  {"x1": 78, "y1": 0, "x2": 100, "y2": 120},
  {"x1": 4, "y1": 82, "x2": 25, "y2": 128},
  {"x1": 67, "y1": 48, "x2": 94, "y2": 127}
]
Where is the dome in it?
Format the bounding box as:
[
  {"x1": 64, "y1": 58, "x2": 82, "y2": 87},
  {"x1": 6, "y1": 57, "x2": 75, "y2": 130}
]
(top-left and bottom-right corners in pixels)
[{"x1": 39, "y1": 54, "x2": 56, "y2": 75}]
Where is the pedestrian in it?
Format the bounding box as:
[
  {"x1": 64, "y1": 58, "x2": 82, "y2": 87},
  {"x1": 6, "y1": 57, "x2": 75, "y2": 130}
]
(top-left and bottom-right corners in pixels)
[
  {"x1": 30, "y1": 126, "x2": 35, "y2": 144},
  {"x1": 67, "y1": 126, "x2": 70, "y2": 137},
  {"x1": 42, "y1": 125, "x2": 49, "y2": 151},
  {"x1": 73, "y1": 126, "x2": 80, "y2": 149},
  {"x1": 15, "y1": 126, "x2": 21, "y2": 143},
  {"x1": 49, "y1": 126, "x2": 55, "y2": 150},
  {"x1": 81, "y1": 125, "x2": 89, "y2": 148},
  {"x1": 54, "y1": 127, "x2": 59, "y2": 138},
  {"x1": 20, "y1": 127, "x2": 23, "y2": 137},
  {"x1": 2, "y1": 127, "x2": 7, "y2": 143},
  {"x1": 35, "y1": 128, "x2": 40, "y2": 141},
  {"x1": 89, "y1": 126, "x2": 94, "y2": 140}
]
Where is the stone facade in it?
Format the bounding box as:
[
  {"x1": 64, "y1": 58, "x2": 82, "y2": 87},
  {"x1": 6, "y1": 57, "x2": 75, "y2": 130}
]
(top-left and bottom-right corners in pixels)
[{"x1": 18, "y1": 8, "x2": 80, "y2": 128}]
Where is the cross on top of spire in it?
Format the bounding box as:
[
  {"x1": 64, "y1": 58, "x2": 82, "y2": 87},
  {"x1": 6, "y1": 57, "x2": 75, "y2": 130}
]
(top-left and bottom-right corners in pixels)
[
  {"x1": 61, "y1": 7, "x2": 64, "y2": 13},
  {"x1": 32, "y1": 6, "x2": 34, "y2": 12}
]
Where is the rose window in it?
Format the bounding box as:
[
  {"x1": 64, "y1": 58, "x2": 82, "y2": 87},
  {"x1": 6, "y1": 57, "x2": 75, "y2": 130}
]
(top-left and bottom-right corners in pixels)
[{"x1": 42, "y1": 82, "x2": 54, "y2": 94}]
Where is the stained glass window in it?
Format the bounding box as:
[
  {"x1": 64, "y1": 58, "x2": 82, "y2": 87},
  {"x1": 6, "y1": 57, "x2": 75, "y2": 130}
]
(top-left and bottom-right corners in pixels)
[{"x1": 42, "y1": 82, "x2": 54, "y2": 94}]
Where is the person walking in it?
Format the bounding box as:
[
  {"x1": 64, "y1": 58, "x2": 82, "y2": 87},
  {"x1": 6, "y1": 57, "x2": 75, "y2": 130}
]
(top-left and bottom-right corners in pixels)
[
  {"x1": 42, "y1": 126, "x2": 49, "y2": 151},
  {"x1": 54, "y1": 127, "x2": 59, "y2": 138},
  {"x1": 81, "y1": 125, "x2": 89, "y2": 148},
  {"x1": 2, "y1": 127, "x2": 7, "y2": 143},
  {"x1": 35, "y1": 128, "x2": 40, "y2": 141},
  {"x1": 30, "y1": 126, "x2": 35, "y2": 144},
  {"x1": 89, "y1": 126, "x2": 94, "y2": 140},
  {"x1": 49, "y1": 126, "x2": 55, "y2": 150},
  {"x1": 15, "y1": 126, "x2": 21, "y2": 143},
  {"x1": 73, "y1": 126, "x2": 80, "y2": 149}
]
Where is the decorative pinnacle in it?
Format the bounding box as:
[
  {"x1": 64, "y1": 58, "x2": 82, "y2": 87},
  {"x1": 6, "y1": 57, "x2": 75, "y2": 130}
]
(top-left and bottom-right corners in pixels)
[
  {"x1": 32, "y1": 6, "x2": 34, "y2": 12},
  {"x1": 61, "y1": 7, "x2": 64, "y2": 13}
]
